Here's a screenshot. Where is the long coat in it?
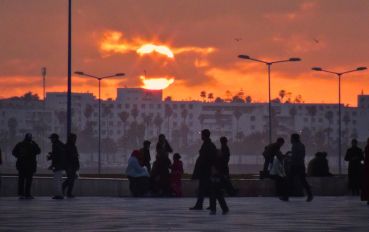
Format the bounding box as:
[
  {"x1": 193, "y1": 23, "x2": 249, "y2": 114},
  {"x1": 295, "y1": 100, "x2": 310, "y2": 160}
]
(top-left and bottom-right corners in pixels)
[
  {"x1": 192, "y1": 138, "x2": 217, "y2": 180},
  {"x1": 12, "y1": 140, "x2": 41, "y2": 174}
]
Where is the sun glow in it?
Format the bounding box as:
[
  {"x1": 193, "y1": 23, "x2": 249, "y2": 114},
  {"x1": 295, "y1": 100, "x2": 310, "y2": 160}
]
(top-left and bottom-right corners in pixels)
[
  {"x1": 140, "y1": 75, "x2": 175, "y2": 90},
  {"x1": 137, "y1": 44, "x2": 174, "y2": 58}
]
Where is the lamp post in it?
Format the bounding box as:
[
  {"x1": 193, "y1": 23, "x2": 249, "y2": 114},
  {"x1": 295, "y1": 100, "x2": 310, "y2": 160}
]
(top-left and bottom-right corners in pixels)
[
  {"x1": 67, "y1": 0, "x2": 72, "y2": 138},
  {"x1": 74, "y1": 71, "x2": 125, "y2": 175},
  {"x1": 238, "y1": 55, "x2": 301, "y2": 144},
  {"x1": 312, "y1": 66, "x2": 367, "y2": 174}
]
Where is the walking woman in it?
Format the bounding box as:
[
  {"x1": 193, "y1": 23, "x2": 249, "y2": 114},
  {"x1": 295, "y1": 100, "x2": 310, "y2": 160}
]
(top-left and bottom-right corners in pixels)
[{"x1": 361, "y1": 138, "x2": 369, "y2": 205}]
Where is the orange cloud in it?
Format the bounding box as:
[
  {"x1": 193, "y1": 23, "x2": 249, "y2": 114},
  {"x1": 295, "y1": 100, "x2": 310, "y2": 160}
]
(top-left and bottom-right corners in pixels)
[{"x1": 99, "y1": 30, "x2": 216, "y2": 58}]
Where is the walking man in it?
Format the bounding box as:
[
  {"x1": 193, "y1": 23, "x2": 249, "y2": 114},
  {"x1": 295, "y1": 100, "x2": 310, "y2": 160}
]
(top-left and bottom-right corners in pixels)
[
  {"x1": 12, "y1": 133, "x2": 41, "y2": 199},
  {"x1": 62, "y1": 133, "x2": 80, "y2": 198},
  {"x1": 190, "y1": 129, "x2": 216, "y2": 210},
  {"x1": 345, "y1": 139, "x2": 364, "y2": 195},
  {"x1": 287, "y1": 133, "x2": 313, "y2": 202},
  {"x1": 48, "y1": 133, "x2": 66, "y2": 200}
]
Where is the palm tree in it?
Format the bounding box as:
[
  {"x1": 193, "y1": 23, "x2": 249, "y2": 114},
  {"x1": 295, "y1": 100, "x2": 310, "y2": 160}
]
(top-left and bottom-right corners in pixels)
[
  {"x1": 200, "y1": 91, "x2": 206, "y2": 102},
  {"x1": 102, "y1": 104, "x2": 113, "y2": 138},
  {"x1": 118, "y1": 111, "x2": 130, "y2": 136},
  {"x1": 153, "y1": 113, "x2": 164, "y2": 135},
  {"x1": 306, "y1": 105, "x2": 317, "y2": 131},
  {"x1": 215, "y1": 109, "x2": 223, "y2": 134},
  {"x1": 279, "y1": 90, "x2": 286, "y2": 103},
  {"x1": 198, "y1": 114, "x2": 206, "y2": 130},
  {"x1": 324, "y1": 110, "x2": 334, "y2": 146},
  {"x1": 130, "y1": 106, "x2": 139, "y2": 123},
  {"x1": 181, "y1": 108, "x2": 188, "y2": 124},
  {"x1": 245, "y1": 95, "x2": 252, "y2": 103},
  {"x1": 343, "y1": 112, "x2": 351, "y2": 144},
  {"x1": 233, "y1": 109, "x2": 242, "y2": 141},
  {"x1": 164, "y1": 104, "x2": 173, "y2": 137},
  {"x1": 207, "y1": 93, "x2": 214, "y2": 102},
  {"x1": 289, "y1": 106, "x2": 297, "y2": 129},
  {"x1": 141, "y1": 112, "x2": 154, "y2": 138}
]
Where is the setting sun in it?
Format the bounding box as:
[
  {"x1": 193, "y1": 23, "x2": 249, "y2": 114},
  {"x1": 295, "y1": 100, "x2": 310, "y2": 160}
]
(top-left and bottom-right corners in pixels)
[
  {"x1": 140, "y1": 75, "x2": 175, "y2": 90},
  {"x1": 137, "y1": 44, "x2": 174, "y2": 58}
]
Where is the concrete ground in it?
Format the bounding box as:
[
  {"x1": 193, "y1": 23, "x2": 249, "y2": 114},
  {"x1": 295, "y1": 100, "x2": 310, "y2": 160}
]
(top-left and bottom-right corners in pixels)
[{"x1": 0, "y1": 196, "x2": 368, "y2": 231}]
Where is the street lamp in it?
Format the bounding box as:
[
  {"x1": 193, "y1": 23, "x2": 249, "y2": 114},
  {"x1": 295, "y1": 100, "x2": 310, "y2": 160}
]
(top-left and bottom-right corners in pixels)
[
  {"x1": 312, "y1": 66, "x2": 367, "y2": 174},
  {"x1": 74, "y1": 71, "x2": 125, "y2": 175},
  {"x1": 238, "y1": 54, "x2": 301, "y2": 144}
]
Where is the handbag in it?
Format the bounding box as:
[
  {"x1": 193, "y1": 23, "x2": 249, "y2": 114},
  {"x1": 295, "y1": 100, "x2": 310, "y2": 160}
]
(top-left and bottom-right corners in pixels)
[{"x1": 269, "y1": 156, "x2": 286, "y2": 177}]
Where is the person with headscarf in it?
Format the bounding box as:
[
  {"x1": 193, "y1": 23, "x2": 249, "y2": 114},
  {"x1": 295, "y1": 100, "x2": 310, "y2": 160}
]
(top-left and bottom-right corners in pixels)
[{"x1": 126, "y1": 150, "x2": 150, "y2": 197}]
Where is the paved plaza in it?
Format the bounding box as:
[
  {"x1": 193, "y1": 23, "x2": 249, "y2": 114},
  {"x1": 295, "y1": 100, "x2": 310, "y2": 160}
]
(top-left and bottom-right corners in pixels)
[{"x1": 0, "y1": 196, "x2": 368, "y2": 231}]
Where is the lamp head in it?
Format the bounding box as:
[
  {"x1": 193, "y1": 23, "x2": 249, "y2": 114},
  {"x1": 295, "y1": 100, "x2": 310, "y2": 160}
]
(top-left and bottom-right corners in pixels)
[
  {"x1": 115, "y1": 73, "x2": 125, "y2": 77},
  {"x1": 289, "y1": 57, "x2": 301, "y2": 62},
  {"x1": 238, "y1": 55, "x2": 250, "y2": 59},
  {"x1": 74, "y1": 71, "x2": 84, "y2": 75},
  {"x1": 312, "y1": 67, "x2": 322, "y2": 71},
  {"x1": 357, "y1": 67, "x2": 367, "y2": 71}
]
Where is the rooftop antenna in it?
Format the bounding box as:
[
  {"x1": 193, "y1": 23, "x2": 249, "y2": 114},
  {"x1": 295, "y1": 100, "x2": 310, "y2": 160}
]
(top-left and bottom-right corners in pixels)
[{"x1": 41, "y1": 67, "x2": 46, "y2": 100}]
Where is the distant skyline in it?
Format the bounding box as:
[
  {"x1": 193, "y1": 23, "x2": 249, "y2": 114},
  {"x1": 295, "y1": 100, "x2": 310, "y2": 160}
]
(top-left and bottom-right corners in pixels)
[{"x1": 1, "y1": 0, "x2": 369, "y2": 105}]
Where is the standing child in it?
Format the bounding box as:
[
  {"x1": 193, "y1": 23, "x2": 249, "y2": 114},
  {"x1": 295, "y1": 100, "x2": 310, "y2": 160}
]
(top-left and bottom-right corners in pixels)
[{"x1": 170, "y1": 153, "x2": 184, "y2": 197}]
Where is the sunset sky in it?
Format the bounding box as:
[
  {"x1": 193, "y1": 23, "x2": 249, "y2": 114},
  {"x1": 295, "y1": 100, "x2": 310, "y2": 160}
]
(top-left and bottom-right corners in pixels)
[{"x1": 1, "y1": 0, "x2": 369, "y2": 106}]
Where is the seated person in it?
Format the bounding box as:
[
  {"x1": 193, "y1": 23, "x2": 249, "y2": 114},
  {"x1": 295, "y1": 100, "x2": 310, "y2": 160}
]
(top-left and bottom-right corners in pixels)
[
  {"x1": 308, "y1": 152, "x2": 332, "y2": 177},
  {"x1": 126, "y1": 150, "x2": 150, "y2": 197}
]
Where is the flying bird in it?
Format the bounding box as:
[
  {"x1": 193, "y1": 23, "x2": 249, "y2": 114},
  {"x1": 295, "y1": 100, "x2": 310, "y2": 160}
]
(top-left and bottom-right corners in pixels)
[
  {"x1": 234, "y1": 38, "x2": 242, "y2": 42},
  {"x1": 313, "y1": 38, "x2": 319, "y2": 43}
]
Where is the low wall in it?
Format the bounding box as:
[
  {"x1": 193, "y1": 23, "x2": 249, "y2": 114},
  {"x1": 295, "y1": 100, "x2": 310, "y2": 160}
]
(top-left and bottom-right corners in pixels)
[{"x1": 0, "y1": 176, "x2": 349, "y2": 197}]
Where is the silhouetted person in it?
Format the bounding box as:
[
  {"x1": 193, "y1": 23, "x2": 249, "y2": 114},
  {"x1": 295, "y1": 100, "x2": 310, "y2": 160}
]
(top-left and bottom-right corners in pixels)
[
  {"x1": 12, "y1": 133, "x2": 41, "y2": 199},
  {"x1": 209, "y1": 148, "x2": 229, "y2": 215},
  {"x1": 151, "y1": 134, "x2": 172, "y2": 196},
  {"x1": 287, "y1": 133, "x2": 313, "y2": 202},
  {"x1": 126, "y1": 150, "x2": 150, "y2": 197},
  {"x1": 62, "y1": 133, "x2": 80, "y2": 198},
  {"x1": 140, "y1": 140, "x2": 152, "y2": 173},
  {"x1": 219, "y1": 136, "x2": 238, "y2": 196},
  {"x1": 190, "y1": 129, "x2": 216, "y2": 210},
  {"x1": 47, "y1": 133, "x2": 66, "y2": 200},
  {"x1": 345, "y1": 139, "x2": 364, "y2": 195},
  {"x1": 262, "y1": 138, "x2": 285, "y2": 178},
  {"x1": 156, "y1": 134, "x2": 173, "y2": 158},
  {"x1": 361, "y1": 138, "x2": 369, "y2": 205},
  {"x1": 170, "y1": 153, "x2": 184, "y2": 197},
  {"x1": 308, "y1": 152, "x2": 332, "y2": 177}
]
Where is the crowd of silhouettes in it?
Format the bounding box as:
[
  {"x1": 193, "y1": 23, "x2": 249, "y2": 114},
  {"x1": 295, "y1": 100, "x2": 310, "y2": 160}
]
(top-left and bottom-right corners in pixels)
[{"x1": 2, "y1": 129, "x2": 369, "y2": 207}]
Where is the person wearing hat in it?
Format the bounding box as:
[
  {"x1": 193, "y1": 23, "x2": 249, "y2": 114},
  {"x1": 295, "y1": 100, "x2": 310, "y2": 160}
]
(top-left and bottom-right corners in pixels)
[
  {"x1": 140, "y1": 140, "x2": 152, "y2": 173},
  {"x1": 170, "y1": 153, "x2": 184, "y2": 197},
  {"x1": 47, "y1": 133, "x2": 66, "y2": 199},
  {"x1": 12, "y1": 133, "x2": 41, "y2": 199}
]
